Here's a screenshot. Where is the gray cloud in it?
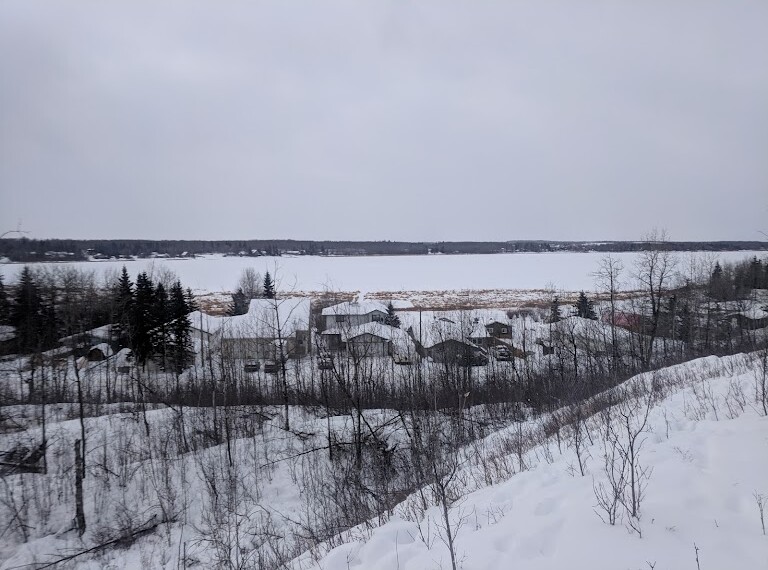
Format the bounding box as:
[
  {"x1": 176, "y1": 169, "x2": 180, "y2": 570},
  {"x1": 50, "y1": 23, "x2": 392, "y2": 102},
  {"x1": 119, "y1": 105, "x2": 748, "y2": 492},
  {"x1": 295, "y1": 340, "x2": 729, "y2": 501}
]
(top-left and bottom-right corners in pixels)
[{"x1": 1, "y1": 1, "x2": 767, "y2": 241}]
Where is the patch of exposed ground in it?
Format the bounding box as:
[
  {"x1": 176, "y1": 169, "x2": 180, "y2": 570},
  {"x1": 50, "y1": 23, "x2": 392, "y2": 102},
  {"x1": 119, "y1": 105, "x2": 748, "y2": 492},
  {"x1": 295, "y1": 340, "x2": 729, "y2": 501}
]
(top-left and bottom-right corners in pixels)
[{"x1": 196, "y1": 288, "x2": 643, "y2": 314}]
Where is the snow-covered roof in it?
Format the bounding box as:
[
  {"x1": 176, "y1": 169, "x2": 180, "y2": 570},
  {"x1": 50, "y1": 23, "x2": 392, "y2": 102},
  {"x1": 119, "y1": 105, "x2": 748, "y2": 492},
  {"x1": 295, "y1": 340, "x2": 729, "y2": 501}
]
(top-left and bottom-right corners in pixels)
[
  {"x1": 398, "y1": 310, "x2": 486, "y2": 349},
  {"x1": 114, "y1": 348, "x2": 133, "y2": 367},
  {"x1": 322, "y1": 322, "x2": 416, "y2": 354},
  {"x1": 728, "y1": 306, "x2": 768, "y2": 320},
  {"x1": 188, "y1": 310, "x2": 228, "y2": 335},
  {"x1": 220, "y1": 298, "x2": 310, "y2": 339},
  {"x1": 89, "y1": 324, "x2": 115, "y2": 341},
  {"x1": 324, "y1": 322, "x2": 396, "y2": 342},
  {"x1": 321, "y1": 300, "x2": 388, "y2": 316},
  {"x1": 348, "y1": 322, "x2": 396, "y2": 341}
]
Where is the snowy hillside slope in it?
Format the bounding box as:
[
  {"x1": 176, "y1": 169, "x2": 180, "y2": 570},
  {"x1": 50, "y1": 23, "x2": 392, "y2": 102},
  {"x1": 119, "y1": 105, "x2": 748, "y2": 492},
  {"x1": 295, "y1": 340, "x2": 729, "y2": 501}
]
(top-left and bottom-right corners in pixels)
[
  {"x1": 291, "y1": 354, "x2": 768, "y2": 570},
  {"x1": 0, "y1": 354, "x2": 765, "y2": 569}
]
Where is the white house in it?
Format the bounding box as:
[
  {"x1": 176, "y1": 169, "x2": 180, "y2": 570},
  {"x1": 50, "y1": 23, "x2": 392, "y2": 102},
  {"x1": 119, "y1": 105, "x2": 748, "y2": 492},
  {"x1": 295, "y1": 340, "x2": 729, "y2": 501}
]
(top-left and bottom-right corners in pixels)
[
  {"x1": 219, "y1": 298, "x2": 311, "y2": 360},
  {"x1": 321, "y1": 300, "x2": 388, "y2": 330}
]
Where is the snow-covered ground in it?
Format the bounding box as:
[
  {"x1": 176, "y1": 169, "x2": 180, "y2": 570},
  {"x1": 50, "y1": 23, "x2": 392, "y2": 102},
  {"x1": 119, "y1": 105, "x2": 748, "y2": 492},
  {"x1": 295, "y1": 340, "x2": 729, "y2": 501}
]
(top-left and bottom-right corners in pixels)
[
  {"x1": 290, "y1": 353, "x2": 768, "y2": 570},
  {"x1": 1, "y1": 251, "x2": 763, "y2": 295},
  {"x1": 1, "y1": 352, "x2": 765, "y2": 569}
]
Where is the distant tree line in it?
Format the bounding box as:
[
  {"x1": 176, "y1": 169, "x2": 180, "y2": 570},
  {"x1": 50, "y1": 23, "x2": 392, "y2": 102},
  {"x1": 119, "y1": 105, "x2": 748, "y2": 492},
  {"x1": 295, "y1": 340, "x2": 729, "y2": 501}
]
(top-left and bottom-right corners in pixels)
[{"x1": 1, "y1": 237, "x2": 765, "y2": 262}]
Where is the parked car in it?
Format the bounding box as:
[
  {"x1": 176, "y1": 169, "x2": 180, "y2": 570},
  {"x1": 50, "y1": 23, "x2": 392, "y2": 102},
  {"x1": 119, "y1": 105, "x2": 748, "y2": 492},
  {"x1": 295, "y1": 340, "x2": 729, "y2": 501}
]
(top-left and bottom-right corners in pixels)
[
  {"x1": 243, "y1": 359, "x2": 261, "y2": 373},
  {"x1": 263, "y1": 360, "x2": 280, "y2": 374},
  {"x1": 393, "y1": 354, "x2": 413, "y2": 365},
  {"x1": 491, "y1": 346, "x2": 514, "y2": 361}
]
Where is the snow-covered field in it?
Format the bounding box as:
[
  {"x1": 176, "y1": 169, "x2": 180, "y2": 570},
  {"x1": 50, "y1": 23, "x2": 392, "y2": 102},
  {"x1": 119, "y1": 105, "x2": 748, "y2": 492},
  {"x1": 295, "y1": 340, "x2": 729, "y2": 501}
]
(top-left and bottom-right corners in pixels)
[{"x1": 1, "y1": 251, "x2": 764, "y2": 295}]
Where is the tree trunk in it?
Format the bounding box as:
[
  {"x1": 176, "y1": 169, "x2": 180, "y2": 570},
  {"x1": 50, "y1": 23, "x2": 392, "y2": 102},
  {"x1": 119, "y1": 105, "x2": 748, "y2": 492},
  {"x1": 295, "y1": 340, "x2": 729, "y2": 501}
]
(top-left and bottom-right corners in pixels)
[{"x1": 74, "y1": 439, "x2": 86, "y2": 535}]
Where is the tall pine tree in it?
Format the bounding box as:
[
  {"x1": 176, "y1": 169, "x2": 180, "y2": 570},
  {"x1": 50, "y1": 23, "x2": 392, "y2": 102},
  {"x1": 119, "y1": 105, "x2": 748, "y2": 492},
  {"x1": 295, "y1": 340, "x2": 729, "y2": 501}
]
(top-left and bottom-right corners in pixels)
[
  {"x1": 152, "y1": 283, "x2": 169, "y2": 369},
  {"x1": 132, "y1": 272, "x2": 155, "y2": 365},
  {"x1": 0, "y1": 274, "x2": 10, "y2": 326},
  {"x1": 11, "y1": 267, "x2": 43, "y2": 353},
  {"x1": 384, "y1": 301, "x2": 401, "y2": 328},
  {"x1": 112, "y1": 266, "x2": 134, "y2": 347},
  {"x1": 229, "y1": 288, "x2": 249, "y2": 315},
  {"x1": 169, "y1": 281, "x2": 193, "y2": 374},
  {"x1": 263, "y1": 271, "x2": 275, "y2": 299},
  {"x1": 574, "y1": 291, "x2": 597, "y2": 319}
]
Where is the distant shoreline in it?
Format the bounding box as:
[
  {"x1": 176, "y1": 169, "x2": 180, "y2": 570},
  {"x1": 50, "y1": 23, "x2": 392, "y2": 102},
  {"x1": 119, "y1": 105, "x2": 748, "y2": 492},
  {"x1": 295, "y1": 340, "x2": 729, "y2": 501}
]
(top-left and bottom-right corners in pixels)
[{"x1": 1, "y1": 238, "x2": 765, "y2": 263}]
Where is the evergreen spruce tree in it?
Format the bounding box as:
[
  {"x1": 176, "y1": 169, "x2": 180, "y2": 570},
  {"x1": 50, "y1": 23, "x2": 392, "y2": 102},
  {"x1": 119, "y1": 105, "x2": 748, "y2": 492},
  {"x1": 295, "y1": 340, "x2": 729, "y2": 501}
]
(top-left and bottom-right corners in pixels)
[
  {"x1": 132, "y1": 272, "x2": 155, "y2": 365},
  {"x1": 185, "y1": 288, "x2": 198, "y2": 313},
  {"x1": 228, "y1": 288, "x2": 249, "y2": 316},
  {"x1": 169, "y1": 281, "x2": 193, "y2": 374},
  {"x1": 263, "y1": 271, "x2": 276, "y2": 299},
  {"x1": 574, "y1": 291, "x2": 597, "y2": 320},
  {"x1": 112, "y1": 266, "x2": 134, "y2": 347},
  {"x1": 152, "y1": 283, "x2": 169, "y2": 368},
  {"x1": 384, "y1": 301, "x2": 401, "y2": 328},
  {"x1": 710, "y1": 262, "x2": 728, "y2": 300},
  {"x1": 10, "y1": 267, "x2": 47, "y2": 353},
  {"x1": 0, "y1": 274, "x2": 10, "y2": 326}
]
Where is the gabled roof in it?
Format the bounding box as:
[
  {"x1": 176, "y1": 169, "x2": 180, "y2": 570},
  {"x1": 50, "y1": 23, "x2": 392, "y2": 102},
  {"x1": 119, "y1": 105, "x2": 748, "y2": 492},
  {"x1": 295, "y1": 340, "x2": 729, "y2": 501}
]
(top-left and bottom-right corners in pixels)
[
  {"x1": 321, "y1": 300, "x2": 388, "y2": 317},
  {"x1": 338, "y1": 321, "x2": 396, "y2": 341},
  {"x1": 188, "y1": 310, "x2": 228, "y2": 335},
  {"x1": 220, "y1": 297, "x2": 310, "y2": 339},
  {"x1": 399, "y1": 311, "x2": 485, "y2": 349},
  {"x1": 322, "y1": 322, "x2": 416, "y2": 352}
]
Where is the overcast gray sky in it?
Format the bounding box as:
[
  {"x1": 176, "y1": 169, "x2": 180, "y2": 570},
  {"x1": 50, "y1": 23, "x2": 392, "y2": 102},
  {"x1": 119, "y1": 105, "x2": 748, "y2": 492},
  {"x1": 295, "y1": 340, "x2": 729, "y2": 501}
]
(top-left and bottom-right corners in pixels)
[{"x1": 1, "y1": 1, "x2": 766, "y2": 242}]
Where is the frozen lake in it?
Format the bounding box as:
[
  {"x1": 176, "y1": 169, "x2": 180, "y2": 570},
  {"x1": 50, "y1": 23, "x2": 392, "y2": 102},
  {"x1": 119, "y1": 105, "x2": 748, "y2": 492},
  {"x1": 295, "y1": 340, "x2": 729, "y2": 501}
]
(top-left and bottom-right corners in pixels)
[{"x1": 0, "y1": 251, "x2": 764, "y2": 294}]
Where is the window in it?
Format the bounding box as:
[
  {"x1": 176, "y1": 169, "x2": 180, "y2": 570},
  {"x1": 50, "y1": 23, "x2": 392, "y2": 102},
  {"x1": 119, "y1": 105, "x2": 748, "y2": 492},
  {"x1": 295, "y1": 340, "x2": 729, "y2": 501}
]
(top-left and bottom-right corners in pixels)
[
  {"x1": 502, "y1": 327, "x2": 508, "y2": 334},
  {"x1": 371, "y1": 313, "x2": 383, "y2": 322},
  {"x1": 335, "y1": 315, "x2": 346, "y2": 323}
]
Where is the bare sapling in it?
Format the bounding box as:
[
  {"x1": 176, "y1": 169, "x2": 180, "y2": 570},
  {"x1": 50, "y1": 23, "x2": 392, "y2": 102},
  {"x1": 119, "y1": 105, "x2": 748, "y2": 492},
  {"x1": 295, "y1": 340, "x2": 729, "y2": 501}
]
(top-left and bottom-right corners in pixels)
[{"x1": 754, "y1": 491, "x2": 766, "y2": 535}]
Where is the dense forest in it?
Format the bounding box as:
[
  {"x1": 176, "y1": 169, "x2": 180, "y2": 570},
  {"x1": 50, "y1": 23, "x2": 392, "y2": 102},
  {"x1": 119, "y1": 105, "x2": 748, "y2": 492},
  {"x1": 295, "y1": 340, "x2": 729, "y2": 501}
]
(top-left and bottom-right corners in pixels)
[{"x1": 1, "y1": 237, "x2": 765, "y2": 262}]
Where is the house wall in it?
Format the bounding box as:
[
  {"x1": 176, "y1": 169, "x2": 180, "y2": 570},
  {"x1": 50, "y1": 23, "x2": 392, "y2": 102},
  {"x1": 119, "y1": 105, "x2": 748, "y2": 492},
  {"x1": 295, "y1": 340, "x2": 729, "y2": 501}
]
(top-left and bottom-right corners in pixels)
[
  {"x1": 221, "y1": 338, "x2": 277, "y2": 360},
  {"x1": 221, "y1": 331, "x2": 309, "y2": 360},
  {"x1": 324, "y1": 310, "x2": 387, "y2": 330},
  {"x1": 322, "y1": 333, "x2": 344, "y2": 352},
  {"x1": 428, "y1": 339, "x2": 477, "y2": 363},
  {"x1": 347, "y1": 333, "x2": 390, "y2": 357},
  {"x1": 486, "y1": 322, "x2": 512, "y2": 338}
]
